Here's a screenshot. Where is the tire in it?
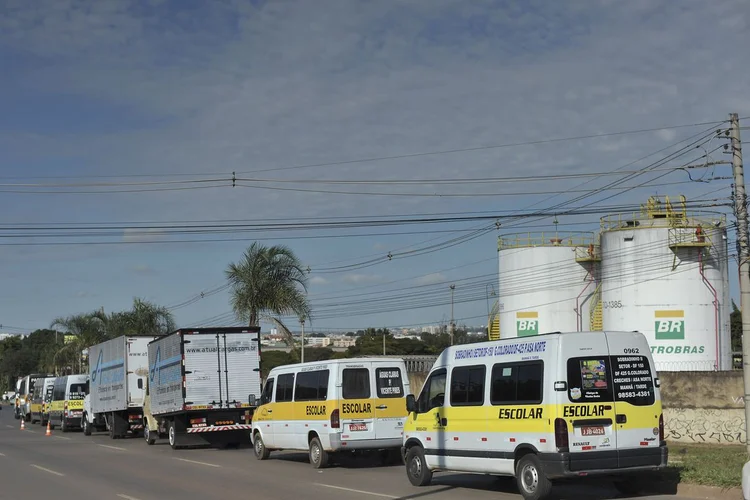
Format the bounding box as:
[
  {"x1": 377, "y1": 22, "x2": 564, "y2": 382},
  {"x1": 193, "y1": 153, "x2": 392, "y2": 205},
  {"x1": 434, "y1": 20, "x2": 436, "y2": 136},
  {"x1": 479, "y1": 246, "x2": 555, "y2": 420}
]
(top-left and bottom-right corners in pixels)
[
  {"x1": 61, "y1": 419, "x2": 68, "y2": 433},
  {"x1": 144, "y1": 424, "x2": 156, "y2": 445},
  {"x1": 308, "y1": 436, "x2": 329, "y2": 469},
  {"x1": 83, "y1": 416, "x2": 91, "y2": 436},
  {"x1": 515, "y1": 454, "x2": 553, "y2": 500},
  {"x1": 254, "y1": 433, "x2": 270, "y2": 460},
  {"x1": 405, "y1": 446, "x2": 432, "y2": 487},
  {"x1": 168, "y1": 421, "x2": 180, "y2": 450}
]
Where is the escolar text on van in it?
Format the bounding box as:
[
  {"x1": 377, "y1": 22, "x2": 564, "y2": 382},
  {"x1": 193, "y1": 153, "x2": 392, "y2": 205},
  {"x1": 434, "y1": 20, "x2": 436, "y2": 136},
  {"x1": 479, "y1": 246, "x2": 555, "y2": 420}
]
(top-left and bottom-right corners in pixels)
[{"x1": 402, "y1": 331, "x2": 668, "y2": 500}]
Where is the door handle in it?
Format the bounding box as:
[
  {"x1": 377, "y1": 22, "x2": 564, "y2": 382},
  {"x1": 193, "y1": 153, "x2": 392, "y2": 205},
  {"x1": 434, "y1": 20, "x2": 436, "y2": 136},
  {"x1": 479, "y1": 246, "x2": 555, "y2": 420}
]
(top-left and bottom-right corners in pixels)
[
  {"x1": 440, "y1": 418, "x2": 448, "y2": 426},
  {"x1": 376, "y1": 405, "x2": 387, "y2": 410},
  {"x1": 266, "y1": 409, "x2": 273, "y2": 413},
  {"x1": 616, "y1": 414, "x2": 627, "y2": 424}
]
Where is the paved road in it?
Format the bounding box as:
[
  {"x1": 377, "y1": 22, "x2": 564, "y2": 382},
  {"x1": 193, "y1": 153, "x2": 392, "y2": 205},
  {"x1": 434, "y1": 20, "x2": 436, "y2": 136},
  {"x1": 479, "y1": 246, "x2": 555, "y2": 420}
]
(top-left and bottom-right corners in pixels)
[{"x1": 0, "y1": 405, "x2": 695, "y2": 500}]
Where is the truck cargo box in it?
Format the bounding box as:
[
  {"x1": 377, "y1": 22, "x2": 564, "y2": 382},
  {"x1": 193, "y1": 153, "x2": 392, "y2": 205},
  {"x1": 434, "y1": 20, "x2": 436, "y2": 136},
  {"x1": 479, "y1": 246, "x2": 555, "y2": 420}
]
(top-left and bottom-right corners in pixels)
[
  {"x1": 89, "y1": 335, "x2": 155, "y2": 414},
  {"x1": 148, "y1": 327, "x2": 261, "y2": 416}
]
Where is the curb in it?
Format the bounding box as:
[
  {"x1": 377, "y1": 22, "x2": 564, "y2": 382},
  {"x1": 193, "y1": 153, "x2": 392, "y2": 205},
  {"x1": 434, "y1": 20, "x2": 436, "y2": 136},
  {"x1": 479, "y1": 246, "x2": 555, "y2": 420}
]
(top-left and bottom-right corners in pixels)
[{"x1": 674, "y1": 483, "x2": 743, "y2": 499}]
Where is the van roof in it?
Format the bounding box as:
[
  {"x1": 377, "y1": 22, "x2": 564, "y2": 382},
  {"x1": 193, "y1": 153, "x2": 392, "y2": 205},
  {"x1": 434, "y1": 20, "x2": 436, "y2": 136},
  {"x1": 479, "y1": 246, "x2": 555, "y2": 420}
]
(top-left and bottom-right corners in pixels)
[
  {"x1": 268, "y1": 357, "x2": 407, "y2": 372},
  {"x1": 438, "y1": 330, "x2": 645, "y2": 355}
]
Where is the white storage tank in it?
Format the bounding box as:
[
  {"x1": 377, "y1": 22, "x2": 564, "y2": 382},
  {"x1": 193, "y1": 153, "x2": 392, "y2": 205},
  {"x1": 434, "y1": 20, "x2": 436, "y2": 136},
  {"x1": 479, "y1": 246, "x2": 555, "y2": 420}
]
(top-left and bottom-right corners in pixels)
[
  {"x1": 497, "y1": 231, "x2": 601, "y2": 339},
  {"x1": 599, "y1": 195, "x2": 731, "y2": 371}
]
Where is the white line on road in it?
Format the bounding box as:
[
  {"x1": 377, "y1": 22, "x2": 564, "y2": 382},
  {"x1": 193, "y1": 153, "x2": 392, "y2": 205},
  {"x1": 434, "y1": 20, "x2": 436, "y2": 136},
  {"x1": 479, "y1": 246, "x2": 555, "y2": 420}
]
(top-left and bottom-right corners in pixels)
[
  {"x1": 99, "y1": 444, "x2": 127, "y2": 451},
  {"x1": 117, "y1": 494, "x2": 142, "y2": 500},
  {"x1": 174, "y1": 458, "x2": 220, "y2": 468},
  {"x1": 314, "y1": 484, "x2": 398, "y2": 498},
  {"x1": 31, "y1": 464, "x2": 64, "y2": 476},
  {"x1": 0, "y1": 452, "x2": 6, "y2": 457},
  {"x1": 54, "y1": 436, "x2": 71, "y2": 440},
  {"x1": 5, "y1": 425, "x2": 13, "y2": 428}
]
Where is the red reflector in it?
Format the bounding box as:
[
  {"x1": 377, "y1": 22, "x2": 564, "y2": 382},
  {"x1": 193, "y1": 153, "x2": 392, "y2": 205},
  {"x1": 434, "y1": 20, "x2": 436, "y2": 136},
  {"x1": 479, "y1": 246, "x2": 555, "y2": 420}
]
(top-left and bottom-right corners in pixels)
[
  {"x1": 453, "y1": 437, "x2": 459, "y2": 441},
  {"x1": 481, "y1": 437, "x2": 487, "y2": 442},
  {"x1": 509, "y1": 438, "x2": 516, "y2": 443},
  {"x1": 426, "y1": 437, "x2": 431, "y2": 441},
  {"x1": 640, "y1": 441, "x2": 648, "y2": 446},
  {"x1": 540, "y1": 438, "x2": 547, "y2": 443},
  {"x1": 582, "y1": 446, "x2": 593, "y2": 451}
]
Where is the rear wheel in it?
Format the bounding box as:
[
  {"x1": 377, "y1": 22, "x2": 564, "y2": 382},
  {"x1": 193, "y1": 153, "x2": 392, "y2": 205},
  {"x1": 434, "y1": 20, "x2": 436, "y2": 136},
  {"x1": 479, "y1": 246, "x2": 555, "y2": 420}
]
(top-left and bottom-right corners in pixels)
[
  {"x1": 168, "y1": 421, "x2": 181, "y2": 450},
  {"x1": 309, "y1": 436, "x2": 329, "y2": 469},
  {"x1": 82, "y1": 416, "x2": 91, "y2": 436},
  {"x1": 405, "y1": 446, "x2": 432, "y2": 487},
  {"x1": 515, "y1": 454, "x2": 552, "y2": 500}
]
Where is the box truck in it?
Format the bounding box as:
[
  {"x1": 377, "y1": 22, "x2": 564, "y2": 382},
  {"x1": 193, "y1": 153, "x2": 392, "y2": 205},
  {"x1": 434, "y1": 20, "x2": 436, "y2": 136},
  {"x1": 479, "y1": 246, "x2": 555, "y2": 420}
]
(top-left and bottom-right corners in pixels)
[
  {"x1": 85, "y1": 335, "x2": 156, "y2": 438},
  {"x1": 142, "y1": 326, "x2": 261, "y2": 450}
]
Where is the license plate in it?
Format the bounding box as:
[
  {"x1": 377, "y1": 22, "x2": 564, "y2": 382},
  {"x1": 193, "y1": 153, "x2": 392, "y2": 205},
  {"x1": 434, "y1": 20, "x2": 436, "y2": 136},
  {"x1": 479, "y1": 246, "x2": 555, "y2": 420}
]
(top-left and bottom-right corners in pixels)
[
  {"x1": 349, "y1": 423, "x2": 367, "y2": 432},
  {"x1": 581, "y1": 426, "x2": 605, "y2": 436}
]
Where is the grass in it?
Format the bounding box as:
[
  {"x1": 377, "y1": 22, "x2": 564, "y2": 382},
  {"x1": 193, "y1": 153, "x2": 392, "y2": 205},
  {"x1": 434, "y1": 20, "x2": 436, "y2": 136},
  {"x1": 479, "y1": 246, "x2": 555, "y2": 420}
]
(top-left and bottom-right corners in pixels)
[{"x1": 665, "y1": 441, "x2": 745, "y2": 489}]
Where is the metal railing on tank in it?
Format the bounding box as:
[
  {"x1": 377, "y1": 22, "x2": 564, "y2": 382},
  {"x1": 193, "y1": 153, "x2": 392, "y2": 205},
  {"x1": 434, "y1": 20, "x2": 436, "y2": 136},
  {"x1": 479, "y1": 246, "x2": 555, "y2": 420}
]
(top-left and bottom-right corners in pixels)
[
  {"x1": 497, "y1": 231, "x2": 597, "y2": 250},
  {"x1": 600, "y1": 195, "x2": 726, "y2": 232}
]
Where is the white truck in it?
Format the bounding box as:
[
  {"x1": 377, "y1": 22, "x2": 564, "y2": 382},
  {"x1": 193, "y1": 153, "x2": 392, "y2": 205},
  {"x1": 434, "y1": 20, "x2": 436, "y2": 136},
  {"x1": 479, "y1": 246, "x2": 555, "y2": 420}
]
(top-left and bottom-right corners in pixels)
[
  {"x1": 142, "y1": 327, "x2": 261, "y2": 450},
  {"x1": 84, "y1": 335, "x2": 156, "y2": 438}
]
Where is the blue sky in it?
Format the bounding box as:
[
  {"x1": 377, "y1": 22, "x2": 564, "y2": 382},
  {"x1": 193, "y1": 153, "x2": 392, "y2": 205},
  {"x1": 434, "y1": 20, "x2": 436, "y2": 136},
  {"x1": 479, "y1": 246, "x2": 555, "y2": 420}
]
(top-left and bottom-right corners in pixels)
[{"x1": 0, "y1": 0, "x2": 749, "y2": 335}]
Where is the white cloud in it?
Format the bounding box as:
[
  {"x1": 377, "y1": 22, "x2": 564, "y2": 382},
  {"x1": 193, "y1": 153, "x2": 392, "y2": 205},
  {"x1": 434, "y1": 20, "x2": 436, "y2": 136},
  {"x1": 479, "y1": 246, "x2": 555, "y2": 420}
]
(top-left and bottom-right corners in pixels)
[
  {"x1": 342, "y1": 274, "x2": 385, "y2": 285},
  {"x1": 309, "y1": 276, "x2": 329, "y2": 286},
  {"x1": 414, "y1": 273, "x2": 447, "y2": 286}
]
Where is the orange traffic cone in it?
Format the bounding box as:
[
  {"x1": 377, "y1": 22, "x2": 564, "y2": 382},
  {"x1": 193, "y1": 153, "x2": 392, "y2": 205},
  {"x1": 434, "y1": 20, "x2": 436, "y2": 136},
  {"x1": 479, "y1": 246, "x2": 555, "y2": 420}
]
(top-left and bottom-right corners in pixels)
[
  {"x1": 20, "y1": 419, "x2": 25, "y2": 431},
  {"x1": 45, "y1": 421, "x2": 51, "y2": 436}
]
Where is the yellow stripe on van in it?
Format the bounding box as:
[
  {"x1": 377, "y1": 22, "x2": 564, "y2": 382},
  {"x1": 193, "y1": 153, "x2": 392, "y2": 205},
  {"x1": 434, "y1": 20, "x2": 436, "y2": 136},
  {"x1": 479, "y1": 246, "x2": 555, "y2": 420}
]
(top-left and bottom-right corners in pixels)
[
  {"x1": 67, "y1": 400, "x2": 83, "y2": 410},
  {"x1": 253, "y1": 398, "x2": 407, "y2": 423}
]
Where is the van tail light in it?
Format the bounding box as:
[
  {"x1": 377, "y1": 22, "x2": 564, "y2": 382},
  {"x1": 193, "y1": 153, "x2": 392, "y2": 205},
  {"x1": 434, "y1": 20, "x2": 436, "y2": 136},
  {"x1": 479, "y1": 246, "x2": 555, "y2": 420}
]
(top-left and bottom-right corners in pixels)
[
  {"x1": 554, "y1": 418, "x2": 569, "y2": 449},
  {"x1": 64, "y1": 401, "x2": 68, "y2": 417},
  {"x1": 330, "y1": 409, "x2": 340, "y2": 429},
  {"x1": 659, "y1": 414, "x2": 664, "y2": 442}
]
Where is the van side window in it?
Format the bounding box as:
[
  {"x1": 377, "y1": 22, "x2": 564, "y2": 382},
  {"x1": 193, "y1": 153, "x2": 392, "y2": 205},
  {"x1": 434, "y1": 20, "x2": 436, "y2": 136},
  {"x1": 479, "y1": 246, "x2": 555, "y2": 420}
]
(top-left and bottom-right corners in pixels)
[
  {"x1": 418, "y1": 368, "x2": 447, "y2": 411},
  {"x1": 69, "y1": 383, "x2": 87, "y2": 400},
  {"x1": 566, "y1": 357, "x2": 613, "y2": 403},
  {"x1": 342, "y1": 368, "x2": 370, "y2": 399},
  {"x1": 450, "y1": 365, "x2": 485, "y2": 406},
  {"x1": 490, "y1": 361, "x2": 543, "y2": 405},
  {"x1": 275, "y1": 373, "x2": 295, "y2": 402},
  {"x1": 295, "y1": 370, "x2": 330, "y2": 402},
  {"x1": 375, "y1": 368, "x2": 403, "y2": 398},
  {"x1": 53, "y1": 379, "x2": 65, "y2": 402},
  {"x1": 261, "y1": 378, "x2": 274, "y2": 404}
]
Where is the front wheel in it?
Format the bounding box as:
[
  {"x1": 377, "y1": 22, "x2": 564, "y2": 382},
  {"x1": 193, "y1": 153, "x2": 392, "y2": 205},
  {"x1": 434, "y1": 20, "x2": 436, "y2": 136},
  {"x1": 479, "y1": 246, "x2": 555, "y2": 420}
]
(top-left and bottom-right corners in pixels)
[
  {"x1": 405, "y1": 446, "x2": 432, "y2": 487},
  {"x1": 254, "y1": 433, "x2": 270, "y2": 460},
  {"x1": 144, "y1": 423, "x2": 156, "y2": 445},
  {"x1": 515, "y1": 454, "x2": 552, "y2": 500}
]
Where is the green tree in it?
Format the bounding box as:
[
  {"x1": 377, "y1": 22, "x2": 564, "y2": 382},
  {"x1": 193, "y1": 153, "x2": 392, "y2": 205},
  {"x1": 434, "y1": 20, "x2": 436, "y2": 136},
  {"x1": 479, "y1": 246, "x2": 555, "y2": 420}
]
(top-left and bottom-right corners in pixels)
[
  {"x1": 731, "y1": 300, "x2": 742, "y2": 352},
  {"x1": 225, "y1": 242, "x2": 311, "y2": 335},
  {"x1": 107, "y1": 297, "x2": 176, "y2": 337},
  {"x1": 50, "y1": 310, "x2": 109, "y2": 373}
]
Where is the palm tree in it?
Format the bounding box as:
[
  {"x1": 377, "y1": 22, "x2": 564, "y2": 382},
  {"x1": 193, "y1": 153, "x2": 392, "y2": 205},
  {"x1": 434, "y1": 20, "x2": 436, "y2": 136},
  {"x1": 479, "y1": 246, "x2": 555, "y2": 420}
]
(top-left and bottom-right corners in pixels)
[
  {"x1": 107, "y1": 297, "x2": 176, "y2": 337},
  {"x1": 50, "y1": 309, "x2": 108, "y2": 373},
  {"x1": 225, "y1": 242, "x2": 311, "y2": 330}
]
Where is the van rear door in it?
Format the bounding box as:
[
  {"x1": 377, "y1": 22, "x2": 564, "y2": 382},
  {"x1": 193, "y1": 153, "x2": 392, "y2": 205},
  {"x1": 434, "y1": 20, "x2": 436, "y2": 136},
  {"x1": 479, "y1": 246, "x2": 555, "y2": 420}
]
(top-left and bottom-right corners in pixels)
[
  {"x1": 370, "y1": 360, "x2": 408, "y2": 441},
  {"x1": 561, "y1": 332, "x2": 619, "y2": 469},
  {"x1": 605, "y1": 332, "x2": 662, "y2": 468},
  {"x1": 339, "y1": 363, "x2": 376, "y2": 443}
]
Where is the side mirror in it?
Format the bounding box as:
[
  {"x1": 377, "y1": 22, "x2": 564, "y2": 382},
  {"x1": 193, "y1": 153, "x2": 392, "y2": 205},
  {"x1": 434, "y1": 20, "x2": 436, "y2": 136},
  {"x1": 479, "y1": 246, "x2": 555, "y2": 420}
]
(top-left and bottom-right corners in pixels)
[
  {"x1": 406, "y1": 394, "x2": 416, "y2": 413},
  {"x1": 248, "y1": 394, "x2": 257, "y2": 406},
  {"x1": 137, "y1": 379, "x2": 143, "y2": 390}
]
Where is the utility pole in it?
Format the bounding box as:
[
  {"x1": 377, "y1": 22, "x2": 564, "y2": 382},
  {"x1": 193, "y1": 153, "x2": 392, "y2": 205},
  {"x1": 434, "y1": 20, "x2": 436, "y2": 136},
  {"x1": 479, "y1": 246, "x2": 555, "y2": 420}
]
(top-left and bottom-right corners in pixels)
[
  {"x1": 449, "y1": 284, "x2": 456, "y2": 346},
  {"x1": 729, "y1": 112, "x2": 750, "y2": 456},
  {"x1": 300, "y1": 319, "x2": 305, "y2": 364}
]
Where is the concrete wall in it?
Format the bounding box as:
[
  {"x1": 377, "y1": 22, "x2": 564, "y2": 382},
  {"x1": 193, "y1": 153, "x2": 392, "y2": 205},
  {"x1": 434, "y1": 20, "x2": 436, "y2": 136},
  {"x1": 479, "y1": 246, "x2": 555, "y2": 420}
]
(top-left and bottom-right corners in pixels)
[{"x1": 407, "y1": 370, "x2": 745, "y2": 445}]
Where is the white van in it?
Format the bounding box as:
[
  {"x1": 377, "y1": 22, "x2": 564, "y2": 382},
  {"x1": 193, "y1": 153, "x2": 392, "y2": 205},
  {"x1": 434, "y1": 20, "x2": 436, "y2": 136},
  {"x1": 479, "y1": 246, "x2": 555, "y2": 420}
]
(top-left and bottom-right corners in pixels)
[
  {"x1": 48, "y1": 374, "x2": 88, "y2": 432},
  {"x1": 251, "y1": 357, "x2": 410, "y2": 468},
  {"x1": 402, "y1": 331, "x2": 667, "y2": 500}
]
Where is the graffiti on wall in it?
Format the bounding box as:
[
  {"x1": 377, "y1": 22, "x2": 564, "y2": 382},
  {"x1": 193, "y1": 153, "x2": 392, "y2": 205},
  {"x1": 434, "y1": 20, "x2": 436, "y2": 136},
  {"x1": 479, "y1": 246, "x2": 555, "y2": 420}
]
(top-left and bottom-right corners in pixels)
[{"x1": 664, "y1": 408, "x2": 746, "y2": 445}]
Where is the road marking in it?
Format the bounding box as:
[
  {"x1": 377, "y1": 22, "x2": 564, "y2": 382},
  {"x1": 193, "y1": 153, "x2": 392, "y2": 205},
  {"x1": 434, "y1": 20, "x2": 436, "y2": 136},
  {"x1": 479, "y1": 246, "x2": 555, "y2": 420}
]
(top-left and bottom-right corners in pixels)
[
  {"x1": 174, "y1": 458, "x2": 220, "y2": 468},
  {"x1": 99, "y1": 444, "x2": 127, "y2": 451},
  {"x1": 31, "y1": 464, "x2": 64, "y2": 476},
  {"x1": 0, "y1": 452, "x2": 6, "y2": 456},
  {"x1": 314, "y1": 484, "x2": 397, "y2": 498},
  {"x1": 117, "y1": 495, "x2": 142, "y2": 500},
  {"x1": 54, "y1": 436, "x2": 71, "y2": 440},
  {"x1": 5, "y1": 425, "x2": 12, "y2": 428}
]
